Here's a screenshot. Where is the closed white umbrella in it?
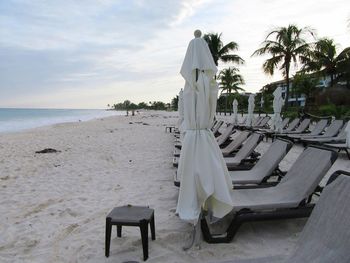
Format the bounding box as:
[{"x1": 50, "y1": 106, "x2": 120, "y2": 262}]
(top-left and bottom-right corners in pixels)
[
  {"x1": 177, "y1": 89, "x2": 185, "y2": 135},
  {"x1": 176, "y1": 30, "x2": 233, "y2": 225},
  {"x1": 272, "y1": 87, "x2": 283, "y2": 132},
  {"x1": 232, "y1": 99, "x2": 238, "y2": 124},
  {"x1": 245, "y1": 94, "x2": 255, "y2": 126}
]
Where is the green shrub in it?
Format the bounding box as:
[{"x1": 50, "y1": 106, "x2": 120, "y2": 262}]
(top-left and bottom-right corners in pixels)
[{"x1": 318, "y1": 104, "x2": 350, "y2": 118}]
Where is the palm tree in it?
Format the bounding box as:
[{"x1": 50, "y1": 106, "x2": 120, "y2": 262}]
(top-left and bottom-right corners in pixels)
[
  {"x1": 292, "y1": 72, "x2": 318, "y2": 108},
  {"x1": 203, "y1": 33, "x2": 244, "y2": 68},
  {"x1": 303, "y1": 38, "x2": 350, "y2": 87},
  {"x1": 252, "y1": 24, "x2": 314, "y2": 108},
  {"x1": 337, "y1": 47, "x2": 350, "y2": 88},
  {"x1": 218, "y1": 67, "x2": 245, "y2": 113}
]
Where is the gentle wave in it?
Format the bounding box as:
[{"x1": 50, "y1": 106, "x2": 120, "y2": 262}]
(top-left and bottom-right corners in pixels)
[{"x1": 0, "y1": 108, "x2": 125, "y2": 133}]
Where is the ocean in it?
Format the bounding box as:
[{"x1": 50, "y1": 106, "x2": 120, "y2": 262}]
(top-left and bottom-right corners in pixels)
[{"x1": 0, "y1": 108, "x2": 125, "y2": 133}]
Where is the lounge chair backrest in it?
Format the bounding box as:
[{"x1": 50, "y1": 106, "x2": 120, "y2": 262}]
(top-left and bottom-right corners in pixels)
[
  {"x1": 222, "y1": 131, "x2": 250, "y2": 154},
  {"x1": 286, "y1": 174, "x2": 350, "y2": 263},
  {"x1": 216, "y1": 124, "x2": 234, "y2": 146},
  {"x1": 211, "y1": 120, "x2": 218, "y2": 129},
  {"x1": 334, "y1": 120, "x2": 348, "y2": 138},
  {"x1": 278, "y1": 146, "x2": 337, "y2": 203},
  {"x1": 285, "y1": 118, "x2": 300, "y2": 131},
  {"x1": 322, "y1": 120, "x2": 344, "y2": 137},
  {"x1": 233, "y1": 133, "x2": 262, "y2": 161},
  {"x1": 252, "y1": 116, "x2": 263, "y2": 126},
  {"x1": 281, "y1": 118, "x2": 290, "y2": 129},
  {"x1": 255, "y1": 116, "x2": 270, "y2": 128},
  {"x1": 238, "y1": 116, "x2": 247, "y2": 125},
  {"x1": 212, "y1": 120, "x2": 224, "y2": 134},
  {"x1": 211, "y1": 120, "x2": 218, "y2": 131},
  {"x1": 308, "y1": 119, "x2": 328, "y2": 136},
  {"x1": 295, "y1": 118, "x2": 310, "y2": 133},
  {"x1": 251, "y1": 139, "x2": 293, "y2": 180}
]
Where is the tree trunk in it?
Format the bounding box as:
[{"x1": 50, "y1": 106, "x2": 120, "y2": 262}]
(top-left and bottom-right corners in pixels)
[
  {"x1": 225, "y1": 93, "x2": 228, "y2": 116},
  {"x1": 330, "y1": 74, "x2": 334, "y2": 87},
  {"x1": 285, "y1": 66, "x2": 290, "y2": 110}
]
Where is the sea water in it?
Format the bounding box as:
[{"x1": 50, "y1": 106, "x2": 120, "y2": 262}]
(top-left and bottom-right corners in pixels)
[{"x1": 0, "y1": 108, "x2": 124, "y2": 133}]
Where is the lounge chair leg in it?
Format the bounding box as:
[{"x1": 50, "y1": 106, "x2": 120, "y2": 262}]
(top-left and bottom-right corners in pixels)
[{"x1": 345, "y1": 149, "x2": 350, "y2": 160}]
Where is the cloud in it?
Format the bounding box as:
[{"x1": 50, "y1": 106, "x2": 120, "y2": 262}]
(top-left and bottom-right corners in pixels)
[{"x1": 0, "y1": 0, "x2": 349, "y2": 108}]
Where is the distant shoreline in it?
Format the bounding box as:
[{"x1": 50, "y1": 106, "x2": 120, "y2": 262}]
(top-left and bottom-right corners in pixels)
[{"x1": 0, "y1": 108, "x2": 125, "y2": 134}]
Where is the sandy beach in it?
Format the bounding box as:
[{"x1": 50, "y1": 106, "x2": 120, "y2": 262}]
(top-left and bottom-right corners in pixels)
[{"x1": 0, "y1": 111, "x2": 349, "y2": 263}]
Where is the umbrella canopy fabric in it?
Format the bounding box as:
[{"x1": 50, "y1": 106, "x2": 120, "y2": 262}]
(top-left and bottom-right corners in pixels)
[
  {"x1": 176, "y1": 31, "x2": 233, "y2": 223},
  {"x1": 177, "y1": 89, "x2": 185, "y2": 134},
  {"x1": 345, "y1": 121, "x2": 350, "y2": 147},
  {"x1": 272, "y1": 87, "x2": 283, "y2": 132},
  {"x1": 232, "y1": 99, "x2": 238, "y2": 124},
  {"x1": 245, "y1": 94, "x2": 255, "y2": 126}
]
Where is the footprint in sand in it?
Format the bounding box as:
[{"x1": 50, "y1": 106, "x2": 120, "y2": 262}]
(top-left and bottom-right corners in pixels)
[
  {"x1": 58, "y1": 208, "x2": 79, "y2": 217},
  {"x1": 23, "y1": 199, "x2": 57, "y2": 218},
  {"x1": 23, "y1": 239, "x2": 39, "y2": 253},
  {"x1": 51, "y1": 223, "x2": 80, "y2": 260}
]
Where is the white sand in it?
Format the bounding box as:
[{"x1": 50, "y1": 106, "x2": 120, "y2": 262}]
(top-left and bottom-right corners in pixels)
[{"x1": 0, "y1": 111, "x2": 348, "y2": 263}]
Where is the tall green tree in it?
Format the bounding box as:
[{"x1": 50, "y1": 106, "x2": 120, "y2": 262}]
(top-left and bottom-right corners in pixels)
[
  {"x1": 259, "y1": 84, "x2": 276, "y2": 112},
  {"x1": 337, "y1": 47, "x2": 350, "y2": 88},
  {"x1": 171, "y1": 95, "x2": 179, "y2": 111},
  {"x1": 252, "y1": 24, "x2": 313, "y2": 108},
  {"x1": 292, "y1": 72, "x2": 318, "y2": 108},
  {"x1": 218, "y1": 67, "x2": 245, "y2": 113},
  {"x1": 303, "y1": 38, "x2": 350, "y2": 87},
  {"x1": 203, "y1": 33, "x2": 244, "y2": 67}
]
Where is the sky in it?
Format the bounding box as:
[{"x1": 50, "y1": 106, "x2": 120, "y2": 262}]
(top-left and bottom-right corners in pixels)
[{"x1": 0, "y1": 0, "x2": 349, "y2": 109}]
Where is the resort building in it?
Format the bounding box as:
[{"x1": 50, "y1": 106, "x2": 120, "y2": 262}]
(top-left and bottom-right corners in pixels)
[{"x1": 262, "y1": 75, "x2": 337, "y2": 107}]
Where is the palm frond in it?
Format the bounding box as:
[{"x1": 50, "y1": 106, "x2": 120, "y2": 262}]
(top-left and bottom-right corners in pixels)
[
  {"x1": 220, "y1": 54, "x2": 245, "y2": 64},
  {"x1": 219, "y1": 41, "x2": 239, "y2": 55},
  {"x1": 263, "y1": 55, "x2": 283, "y2": 75}
]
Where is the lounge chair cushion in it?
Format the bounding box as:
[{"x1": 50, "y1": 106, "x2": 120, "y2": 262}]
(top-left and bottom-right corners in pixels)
[
  {"x1": 288, "y1": 119, "x2": 328, "y2": 138},
  {"x1": 222, "y1": 131, "x2": 250, "y2": 156},
  {"x1": 211, "y1": 174, "x2": 350, "y2": 263},
  {"x1": 230, "y1": 139, "x2": 291, "y2": 184},
  {"x1": 285, "y1": 175, "x2": 350, "y2": 262},
  {"x1": 230, "y1": 147, "x2": 333, "y2": 211},
  {"x1": 224, "y1": 133, "x2": 261, "y2": 166},
  {"x1": 280, "y1": 119, "x2": 310, "y2": 134},
  {"x1": 217, "y1": 124, "x2": 235, "y2": 146}
]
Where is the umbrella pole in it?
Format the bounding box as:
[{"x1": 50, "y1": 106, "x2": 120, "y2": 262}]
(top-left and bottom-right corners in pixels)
[
  {"x1": 183, "y1": 212, "x2": 202, "y2": 250},
  {"x1": 183, "y1": 67, "x2": 201, "y2": 251}
]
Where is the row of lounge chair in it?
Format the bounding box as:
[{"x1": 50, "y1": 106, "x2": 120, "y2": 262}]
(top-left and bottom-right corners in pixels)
[
  {"x1": 269, "y1": 118, "x2": 349, "y2": 158},
  {"x1": 211, "y1": 169, "x2": 350, "y2": 263},
  {"x1": 170, "y1": 117, "x2": 349, "y2": 262}
]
